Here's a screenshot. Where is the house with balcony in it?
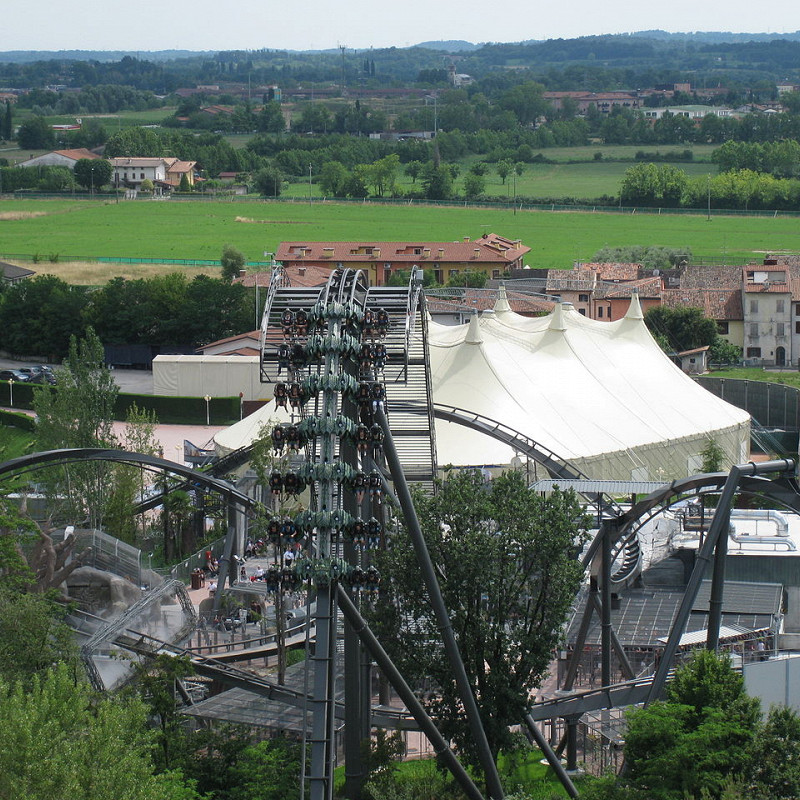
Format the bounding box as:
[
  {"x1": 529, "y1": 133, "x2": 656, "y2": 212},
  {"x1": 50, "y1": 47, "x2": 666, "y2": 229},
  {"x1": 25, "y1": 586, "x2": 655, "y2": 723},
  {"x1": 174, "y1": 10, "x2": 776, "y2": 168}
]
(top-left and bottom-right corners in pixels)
[
  {"x1": 110, "y1": 157, "x2": 197, "y2": 192},
  {"x1": 275, "y1": 233, "x2": 530, "y2": 286}
]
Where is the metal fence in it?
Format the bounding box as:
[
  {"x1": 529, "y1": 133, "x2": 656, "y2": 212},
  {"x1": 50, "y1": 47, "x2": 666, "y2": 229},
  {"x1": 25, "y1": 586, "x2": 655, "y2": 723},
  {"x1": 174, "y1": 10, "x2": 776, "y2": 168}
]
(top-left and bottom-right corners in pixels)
[
  {"x1": 170, "y1": 536, "x2": 227, "y2": 583},
  {"x1": 50, "y1": 527, "x2": 152, "y2": 587},
  {"x1": 697, "y1": 377, "x2": 800, "y2": 431}
]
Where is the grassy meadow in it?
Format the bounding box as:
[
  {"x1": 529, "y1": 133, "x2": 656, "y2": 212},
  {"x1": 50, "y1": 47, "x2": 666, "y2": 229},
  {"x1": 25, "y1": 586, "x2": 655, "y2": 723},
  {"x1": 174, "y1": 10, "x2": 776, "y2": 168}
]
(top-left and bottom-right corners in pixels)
[{"x1": 2, "y1": 197, "x2": 800, "y2": 275}]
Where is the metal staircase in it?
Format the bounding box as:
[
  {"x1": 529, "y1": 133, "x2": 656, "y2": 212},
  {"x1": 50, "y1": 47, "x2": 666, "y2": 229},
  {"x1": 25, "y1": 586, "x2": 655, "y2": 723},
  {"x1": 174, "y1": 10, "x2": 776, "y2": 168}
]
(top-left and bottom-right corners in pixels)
[{"x1": 259, "y1": 269, "x2": 438, "y2": 486}]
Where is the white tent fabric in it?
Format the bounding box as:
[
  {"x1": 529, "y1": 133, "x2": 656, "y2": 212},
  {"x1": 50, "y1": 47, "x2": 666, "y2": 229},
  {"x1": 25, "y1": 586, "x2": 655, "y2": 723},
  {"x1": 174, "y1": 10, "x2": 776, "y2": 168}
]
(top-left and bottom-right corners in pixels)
[
  {"x1": 213, "y1": 401, "x2": 288, "y2": 456},
  {"x1": 427, "y1": 292, "x2": 750, "y2": 481}
]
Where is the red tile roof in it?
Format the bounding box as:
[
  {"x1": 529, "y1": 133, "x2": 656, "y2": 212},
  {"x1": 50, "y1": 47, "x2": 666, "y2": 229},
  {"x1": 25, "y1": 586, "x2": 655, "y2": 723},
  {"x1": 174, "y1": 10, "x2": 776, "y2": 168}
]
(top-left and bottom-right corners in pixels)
[
  {"x1": 594, "y1": 276, "x2": 661, "y2": 299},
  {"x1": 275, "y1": 233, "x2": 530, "y2": 266},
  {"x1": 54, "y1": 148, "x2": 102, "y2": 161},
  {"x1": 661, "y1": 288, "x2": 743, "y2": 320},
  {"x1": 580, "y1": 262, "x2": 642, "y2": 282},
  {"x1": 428, "y1": 289, "x2": 553, "y2": 316},
  {"x1": 234, "y1": 265, "x2": 333, "y2": 289}
]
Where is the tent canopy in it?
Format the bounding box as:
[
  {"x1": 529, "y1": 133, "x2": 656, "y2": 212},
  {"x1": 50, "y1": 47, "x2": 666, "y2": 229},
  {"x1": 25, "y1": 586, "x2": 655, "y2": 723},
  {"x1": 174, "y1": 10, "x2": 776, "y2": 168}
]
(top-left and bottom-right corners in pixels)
[{"x1": 428, "y1": 291, "x2": 750, "y2": 480}]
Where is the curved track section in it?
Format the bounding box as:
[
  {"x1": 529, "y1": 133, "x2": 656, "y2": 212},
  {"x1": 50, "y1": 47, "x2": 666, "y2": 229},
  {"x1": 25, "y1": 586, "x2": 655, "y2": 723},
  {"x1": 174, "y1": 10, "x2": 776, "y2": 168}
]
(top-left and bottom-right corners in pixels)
[{"x1": 0, "y1": 448, "x2": 256, "y2": 511}]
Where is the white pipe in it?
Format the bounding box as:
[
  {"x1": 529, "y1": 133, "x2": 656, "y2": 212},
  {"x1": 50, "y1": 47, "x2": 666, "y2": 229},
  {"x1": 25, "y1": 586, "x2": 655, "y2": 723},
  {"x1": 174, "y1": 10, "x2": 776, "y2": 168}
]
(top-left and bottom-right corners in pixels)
[{"x1": 729, "y1": 509, "x2": 790, "y2": 536}]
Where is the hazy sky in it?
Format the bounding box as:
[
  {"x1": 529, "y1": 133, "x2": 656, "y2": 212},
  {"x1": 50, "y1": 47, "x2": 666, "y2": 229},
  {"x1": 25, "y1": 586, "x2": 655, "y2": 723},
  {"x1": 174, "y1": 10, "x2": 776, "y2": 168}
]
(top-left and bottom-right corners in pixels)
[{"x1": 5, "y1": 0, "x2": 800, "y2": 52}]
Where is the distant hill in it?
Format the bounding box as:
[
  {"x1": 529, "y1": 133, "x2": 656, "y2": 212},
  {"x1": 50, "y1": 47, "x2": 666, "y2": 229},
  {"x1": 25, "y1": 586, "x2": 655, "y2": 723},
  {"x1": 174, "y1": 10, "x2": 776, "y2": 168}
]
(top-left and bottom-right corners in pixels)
[
  {"x1": 0, "y1": 49, "x2": 213, "y2": 63},
  {"x1": 414, "y1": 40, "x2": 480, "y2": 52},
  {"x1": 628, "y1": 29, "x2": 800, "y2": 43}
]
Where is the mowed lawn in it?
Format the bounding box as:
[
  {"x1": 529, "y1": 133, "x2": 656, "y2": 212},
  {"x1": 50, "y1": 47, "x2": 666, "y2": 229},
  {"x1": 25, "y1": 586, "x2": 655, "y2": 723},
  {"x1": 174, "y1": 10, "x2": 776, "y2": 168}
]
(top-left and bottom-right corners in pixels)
[{"x1": 2, "y1": 197, "x2": 800, "y2": 270}]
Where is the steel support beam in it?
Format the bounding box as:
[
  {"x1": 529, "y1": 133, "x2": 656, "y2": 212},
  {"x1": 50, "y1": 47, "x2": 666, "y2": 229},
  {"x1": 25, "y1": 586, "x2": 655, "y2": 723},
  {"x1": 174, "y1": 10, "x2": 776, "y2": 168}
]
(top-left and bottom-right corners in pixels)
[
  {"x1": 376, "y1": 407, "x2": 504, "y2": 800},
  {"x1": 336, "y1": 585, "x2": 487, "y2": 800}
]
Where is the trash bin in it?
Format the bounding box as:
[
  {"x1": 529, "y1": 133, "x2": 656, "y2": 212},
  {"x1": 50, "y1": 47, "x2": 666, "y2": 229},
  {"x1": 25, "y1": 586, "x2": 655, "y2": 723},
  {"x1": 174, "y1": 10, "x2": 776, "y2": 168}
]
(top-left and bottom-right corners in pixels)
[{"x1": 190, "y1": 570, "x2": 202, "y2": 590}]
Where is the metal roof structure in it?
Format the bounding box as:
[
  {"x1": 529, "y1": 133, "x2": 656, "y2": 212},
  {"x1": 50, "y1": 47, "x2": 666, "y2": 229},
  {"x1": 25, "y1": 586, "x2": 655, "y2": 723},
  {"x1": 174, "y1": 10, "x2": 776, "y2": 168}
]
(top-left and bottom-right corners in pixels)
[{"x1": 566, "y1": 580, "x2": 781, "y2": 649}]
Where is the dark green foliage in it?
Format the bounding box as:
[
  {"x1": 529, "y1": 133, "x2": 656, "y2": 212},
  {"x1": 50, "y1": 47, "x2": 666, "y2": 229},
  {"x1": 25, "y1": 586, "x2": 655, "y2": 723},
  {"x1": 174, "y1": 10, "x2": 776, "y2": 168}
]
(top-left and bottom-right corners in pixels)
[
  {"x1": 0, "y1": 275, "x2": 89, "y2": 360},
  {"x1": 746, "y1": 706, "x2": 800, "y2": 799},
  {"x1": 16, "y1": 114, "x2": 55, "y2": 149},
  {"x1": 644, "y1": 305, "x2": 719, "y2": 353},
  {"x1": 1, "y1": 101, "x2": 12, "y2": 141},
  {"x1": 220, "y1": 244, "x2": 246, "y2": 281},
  {"x1": 0, "y1": 664, "x2": 200, "y2": 800},
  {"x1": 73, "y1": 157, "x2": 113, "y2": 190},
  {"x1": 224, "y1": 736, "x2": 306, "y2": 800},
  {"x1": 618, "y1": 651, "x2": 760, "y2": 800},
  {"x1": 709, "y1": 337, "x2": 742, "y2": 365},
  {"x1": 0, "y1": 589, "x2": 78, "y2": 687},
  {"x1": 370, "y1": 470, "x2": 588, "y2": 770},
  {"x1": 591, "y1": 245, "x2": 690, "y2": 270},
  {"x1": 33, "y1": 328, "x2": 119, "y2": 528},
  {"x1": 251, "y1": 165, "x2": 283, "y2": 196}
]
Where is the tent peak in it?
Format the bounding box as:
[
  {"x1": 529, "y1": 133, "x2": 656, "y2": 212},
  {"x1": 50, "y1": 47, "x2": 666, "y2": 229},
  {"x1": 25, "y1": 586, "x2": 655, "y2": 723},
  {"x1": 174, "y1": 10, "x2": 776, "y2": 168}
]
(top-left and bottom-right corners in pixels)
[
  {"x1": 494, "y1": 283, "x2": 512, "y2": 313},
  {"x1": 465, "y1": 311, "x2": 483, "y2": 344},
  {"x1": 625, "y1": 291, "x2": 644, "y2": 320},
  {"x1": 549, "y1": 302, "x2": 573, "y2": 331}
]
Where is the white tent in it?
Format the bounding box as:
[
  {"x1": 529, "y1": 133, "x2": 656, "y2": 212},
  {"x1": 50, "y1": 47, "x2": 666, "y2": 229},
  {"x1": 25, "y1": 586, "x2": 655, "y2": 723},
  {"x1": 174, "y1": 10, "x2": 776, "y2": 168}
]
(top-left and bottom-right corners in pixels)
[{"x1": 428, "y1": 291, "x2": 750, "y2": 481}]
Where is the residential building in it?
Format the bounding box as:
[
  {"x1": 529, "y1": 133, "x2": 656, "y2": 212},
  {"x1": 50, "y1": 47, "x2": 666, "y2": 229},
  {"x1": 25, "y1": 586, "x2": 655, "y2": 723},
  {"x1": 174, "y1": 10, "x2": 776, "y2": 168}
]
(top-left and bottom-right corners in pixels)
[
  {"x1": 641, "y1": 105, "x2": 737, "y2": 121},
  {"x1": 545, "y1": 262, "x2": 659, "y2": 320},
  {"x1": 1, "y1": 261, "x2": 35, "y2": 285},
  {"x1": 110, "y1": 157, "x2": 197, "y2": 192},
  {"x1": 543, "y1": 91, "x2": 640, "y2": 114},
  {"x1": 275, "y1": 233, "x2": 530, "y2": 286},
  {"x1": 742, "y1": 264, "x2": 794, "y2": 366},
  {"x1": 18, "y1": 148, "x2": 102, "y2": 170}
]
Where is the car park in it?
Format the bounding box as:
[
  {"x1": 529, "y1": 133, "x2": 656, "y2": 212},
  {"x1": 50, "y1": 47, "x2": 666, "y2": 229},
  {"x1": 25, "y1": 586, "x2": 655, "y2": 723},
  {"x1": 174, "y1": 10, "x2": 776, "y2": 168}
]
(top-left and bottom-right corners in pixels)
[
  {"x1": 19, "y1": 366, "x2": 56, "y2": 384},
  {"x1": 0, "y1": 369, "x2": 31, "y2": 382}
]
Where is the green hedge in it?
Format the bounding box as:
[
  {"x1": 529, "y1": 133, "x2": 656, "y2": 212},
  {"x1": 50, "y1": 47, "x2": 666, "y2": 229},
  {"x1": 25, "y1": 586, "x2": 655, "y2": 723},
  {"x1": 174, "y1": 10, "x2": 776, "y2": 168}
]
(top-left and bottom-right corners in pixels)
[
  {"x1": 0, "y1": 381, "x2": 35, "y2": 410},
  {"x1": 1, "y1": 382, "x2": 240, "y2": 426},
  {"x1": 0, "y1": 408, "x2": 36, "y2": 431},
  {"x1": 114, "y1": 393, "x2": 240, "y2": 425}
]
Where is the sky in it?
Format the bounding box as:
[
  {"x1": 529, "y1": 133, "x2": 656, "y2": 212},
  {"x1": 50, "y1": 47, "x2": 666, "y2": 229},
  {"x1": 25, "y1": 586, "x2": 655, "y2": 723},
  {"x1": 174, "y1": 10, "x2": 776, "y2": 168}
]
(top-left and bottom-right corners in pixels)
[{"x1": 4, "y1": 0, "x2": 800, "y2": 53}]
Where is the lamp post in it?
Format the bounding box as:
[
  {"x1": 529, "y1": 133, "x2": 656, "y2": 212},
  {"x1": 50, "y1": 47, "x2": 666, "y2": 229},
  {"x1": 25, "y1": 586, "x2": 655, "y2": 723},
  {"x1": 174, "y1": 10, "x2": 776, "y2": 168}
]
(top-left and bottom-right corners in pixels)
[
  {"x1": 204, "y1": 394, "x2": 211, "y2": 426},
  {"x1": 308, "y1": 163, "x2": 312, "y2": 205},
  {"x1": 7, "y1": 377, "x2": 13, "y2": 408},
  {"x1": 90, "y1": 165, "x2": 95, "y2": 197}
]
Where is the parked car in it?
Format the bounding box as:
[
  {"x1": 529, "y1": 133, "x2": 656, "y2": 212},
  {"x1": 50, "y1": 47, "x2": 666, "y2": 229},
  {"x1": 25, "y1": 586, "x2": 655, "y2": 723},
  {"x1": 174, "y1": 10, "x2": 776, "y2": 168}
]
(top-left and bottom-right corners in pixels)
[
  {"x1": 19, "y1": 365, "x2": 56, "y2": 384},
  {"x1": 0, "y1": 369, "x2": 31, "y2": 382}
]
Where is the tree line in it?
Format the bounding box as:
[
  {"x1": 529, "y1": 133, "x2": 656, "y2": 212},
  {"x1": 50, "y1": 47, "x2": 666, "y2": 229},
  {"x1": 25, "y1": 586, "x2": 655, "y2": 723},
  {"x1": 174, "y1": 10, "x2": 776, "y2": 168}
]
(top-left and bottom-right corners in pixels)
[{"x1": 0, "y1": 272, "x2": 253, "y2": 360}]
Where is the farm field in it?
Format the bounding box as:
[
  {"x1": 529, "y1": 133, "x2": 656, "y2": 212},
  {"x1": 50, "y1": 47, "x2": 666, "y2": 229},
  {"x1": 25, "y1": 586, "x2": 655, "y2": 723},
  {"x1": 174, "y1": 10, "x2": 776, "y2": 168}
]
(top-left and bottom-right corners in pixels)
[
  {"x1": 284, "y1": 159, "x2": 717, "y2": 202},
  {"x1": 2, "y1": 197, "x2": 799, "y2": 272}
]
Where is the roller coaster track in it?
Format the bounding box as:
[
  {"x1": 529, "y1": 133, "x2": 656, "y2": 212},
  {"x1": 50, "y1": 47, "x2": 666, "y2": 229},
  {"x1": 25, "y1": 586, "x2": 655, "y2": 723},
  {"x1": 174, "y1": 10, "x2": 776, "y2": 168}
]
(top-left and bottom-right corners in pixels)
[{"x1": 0, "y1": 448, "x2": 256, "y2": 511}]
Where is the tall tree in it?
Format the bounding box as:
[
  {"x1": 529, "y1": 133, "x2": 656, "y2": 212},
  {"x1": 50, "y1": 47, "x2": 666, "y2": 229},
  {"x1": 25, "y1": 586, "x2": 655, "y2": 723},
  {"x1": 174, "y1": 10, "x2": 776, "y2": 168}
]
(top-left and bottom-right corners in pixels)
[
  {"x1": 73, "y1": 158, "x2": 113, "y2": 191},
  {"x1": 644, "y1": 305, "x2": 719, "y2": 353},
  {"x1": 371, "y1": 470, "x2": 589, "y2": 771},
  {"x1": 16, "y1": 114, "x2": 55, "y2": 149},
  {"x1": 1, "y1": 101, "x2": 12, "y2": 141},
  {"x1": 220, "y1": 244, "x2": 246, "y2": 282},
  {"x1": 33, "y1": 327, "x2": 119, "y2": 529}
]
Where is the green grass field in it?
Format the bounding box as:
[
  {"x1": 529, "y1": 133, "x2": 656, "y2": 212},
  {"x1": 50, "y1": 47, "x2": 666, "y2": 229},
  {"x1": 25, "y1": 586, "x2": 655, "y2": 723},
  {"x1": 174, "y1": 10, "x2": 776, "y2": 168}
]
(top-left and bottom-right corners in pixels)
[
  {"x1": 2, "y1": 197, "x2": 799, "y2": 270},
  {"x1": 0, "y1": 199, "x2": 800, "y2": 271},
  {"x1": 283, "y1": 161, "x2": 717, "y2": 200}
]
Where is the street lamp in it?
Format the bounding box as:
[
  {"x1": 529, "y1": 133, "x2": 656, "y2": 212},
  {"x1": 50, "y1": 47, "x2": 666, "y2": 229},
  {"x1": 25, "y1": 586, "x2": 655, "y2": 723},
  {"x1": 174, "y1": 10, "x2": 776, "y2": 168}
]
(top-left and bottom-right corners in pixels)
[
  {"x1": 7, "y1": 377, "x2": 13, "y2": 408},
  {"x1": 90, "y1": 165, "x2": 95, "y2": 197},
  {"x1": 204, "y1": 395, "x2": 212, "y2": 426}
]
